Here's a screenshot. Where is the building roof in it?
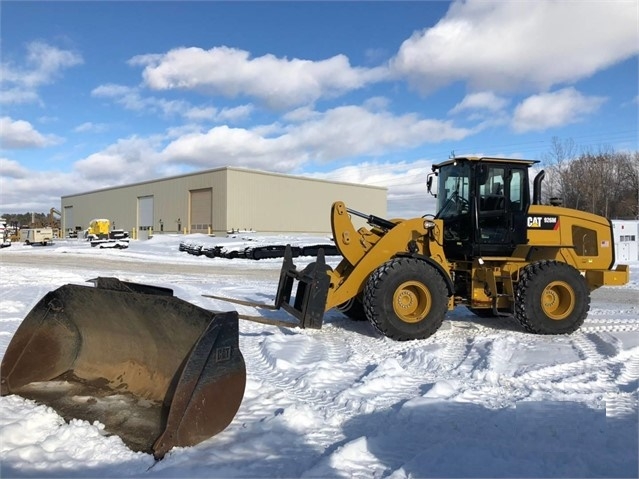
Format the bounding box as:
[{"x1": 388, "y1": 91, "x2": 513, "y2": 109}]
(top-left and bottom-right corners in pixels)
[{"x1": 62, "y1": 166, "x2": 386, "y2": 198}]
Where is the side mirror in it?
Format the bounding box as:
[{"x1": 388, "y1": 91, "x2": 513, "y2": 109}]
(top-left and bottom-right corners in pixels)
[{"x1": 427, "y1": 173, "x2": 438, "y2": 198}]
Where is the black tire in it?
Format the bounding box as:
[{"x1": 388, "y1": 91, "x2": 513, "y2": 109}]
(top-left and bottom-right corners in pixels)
[
  {"x1": 337, "y1": 296, "x2": 367, "y2": 321},
  {"x1": 363, "y1": 257, "x2": 449, "y2": 340},
  {"x1": 514, "y1": 260, "x2": 590, "y2": 334}
]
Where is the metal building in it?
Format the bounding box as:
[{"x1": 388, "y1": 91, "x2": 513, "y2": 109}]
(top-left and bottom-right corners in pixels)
[{"x1": 61, "y1": 167, "x2": 387, "y2": 237}]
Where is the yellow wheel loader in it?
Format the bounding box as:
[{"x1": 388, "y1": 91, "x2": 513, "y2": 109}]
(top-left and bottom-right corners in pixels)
[
  {"x1": 210, "y1": 156, "x2": 629, "y2": 340},
  {"x1": 0, "y1": 156, "x2": 629, "y2": 458}
]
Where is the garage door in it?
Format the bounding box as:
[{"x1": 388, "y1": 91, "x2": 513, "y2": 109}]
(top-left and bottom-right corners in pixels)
[
  {"x1": 190, "y1": 188, "x2": 212, "y2": 233},
  {"x1": 138, "y1": 195, "x2": 154, "y2": 230},
  {"x1": 63, "y1": 206, "x2": 74, "y2": 237}
]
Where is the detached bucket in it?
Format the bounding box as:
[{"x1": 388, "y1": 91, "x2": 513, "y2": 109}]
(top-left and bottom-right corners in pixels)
[{"x1": 0, "y1": 277, "x2": 245, "y2": 459}]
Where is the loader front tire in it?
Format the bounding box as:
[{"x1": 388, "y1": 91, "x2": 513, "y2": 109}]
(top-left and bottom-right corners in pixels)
[
  {"x1": 364, "y1": 257, "x2": 449, "y2": 340},
  {"x1": 514, "y1": 260, "x2": 589, "y2": 334}
]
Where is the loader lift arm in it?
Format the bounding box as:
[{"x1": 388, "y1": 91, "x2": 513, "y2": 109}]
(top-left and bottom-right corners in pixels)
[{"x1": 204, "y1": 201, "x2": 453, "y2": 336}]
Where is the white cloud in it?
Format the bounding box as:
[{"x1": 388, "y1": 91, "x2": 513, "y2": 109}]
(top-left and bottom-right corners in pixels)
[
  {"x1": 392, "y1": 0, "x2": 639, "y2": 94},
  {"x1": 289, "y1": 106, "x2": 470, "y2": 161},
  {"x1": 161, "y1": 125, "x2": 303, "y2": 172},
  {"x1": 2, "y1": 137, "x2": 172, "y2": 211},
  {"x1": 0, "y1": 117, "x2": 61, "y2": 149},
  {"x1": 92, "y1": 83, "x2": 253, "y2": 124},
  {"x1": 91, "y1": 84, "x2": 133, "y2": 97},
  {"x1": 216, "y1": 104, "x2": 255, "y2": 123},
  {"x1": 308, "y1": 159, "x2": 439, "y2": 218},
  {"x1": 0, "y1": 42, "x2": 83, "y2": 105},
  {"x1": 0, "y1": 88, "x2": 40, "y2": 105},
  {"x1": 92, "y1": 84, "x2": 191, "y2": 118},
  {"x1": 449, "y1": 92, "x2": 509, "y2": 115},
  {"x1": 512, "y1": 88, "x2": 606, "y2": 133},
  {"x1": 161, "y1": 105, "x2": 472, "y2": 171},
  {"x1": 130, "y1": 46, "x2": 388, "y2": 109},
  {"x1": 73, "y1": 136, "x2": 164, "y2": 181},
  {"x1": 182, "y1": 106, "x2": 219, "y2": 122},
  {"x1": 0, "y1": 163, "x2": 81, "y2": 211},
  {"x1": 0, "y1": 158, "x2": 29, "y2": 179}
]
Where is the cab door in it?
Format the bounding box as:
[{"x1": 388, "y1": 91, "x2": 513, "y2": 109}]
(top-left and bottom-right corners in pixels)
[{"x1": 476, "y1": 164, "x2": 527, "y2": 256}]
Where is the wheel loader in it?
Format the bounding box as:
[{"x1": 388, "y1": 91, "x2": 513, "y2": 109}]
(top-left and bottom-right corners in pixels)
[
  {"x1": 208, "y1": 156, "x2": 629, "y2": 340},
  {"x1": 0, "y1": 156, "x2": 629, "y2": 459}
]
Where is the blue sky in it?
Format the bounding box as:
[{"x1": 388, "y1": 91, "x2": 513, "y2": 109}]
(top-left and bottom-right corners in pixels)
[{"x1": 1, "y1": 1, "x2": 637, "y2": 217}]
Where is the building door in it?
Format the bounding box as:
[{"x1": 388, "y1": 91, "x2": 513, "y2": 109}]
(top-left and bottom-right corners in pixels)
[
  {"x1": 617, "y1": 242, "x2": 630, "y2": 263},
  {"x1": 138, "y1": 195, "x2": 154, "y2": 239},
  {"x1": 63, "y1": 206, "x2": 74, "y2": 237},
  {"x1": 190, "y1": 188, "x2": 212, "y2": 233}
]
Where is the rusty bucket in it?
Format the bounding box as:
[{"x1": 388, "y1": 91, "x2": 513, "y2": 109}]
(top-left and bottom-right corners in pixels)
[{"x1": 0, "y1": 277, "x2": 245, "y2": 459}]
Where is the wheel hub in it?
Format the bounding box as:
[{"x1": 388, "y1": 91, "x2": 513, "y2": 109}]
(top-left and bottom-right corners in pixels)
[
  {"x1": 393, "y1": 281, "x2": 431, "y2": 324},
  {"x1": 541, "y1": 280, "x2": 575, "y2": 321}
]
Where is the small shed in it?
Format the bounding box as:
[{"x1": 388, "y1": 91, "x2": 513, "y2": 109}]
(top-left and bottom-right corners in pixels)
[{"x1": 611, "y1": 220, "x2": 639, "y2": 263}]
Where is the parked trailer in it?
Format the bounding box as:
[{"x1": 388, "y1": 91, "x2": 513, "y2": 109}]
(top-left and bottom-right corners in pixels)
[{"x1": 20, "y1": 228, "x2": 54, "y2": 246}]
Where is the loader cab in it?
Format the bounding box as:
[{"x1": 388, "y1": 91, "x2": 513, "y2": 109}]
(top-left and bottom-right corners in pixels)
[{"x1": 432, "y1": 157, "x2": 537, "y2": 260}]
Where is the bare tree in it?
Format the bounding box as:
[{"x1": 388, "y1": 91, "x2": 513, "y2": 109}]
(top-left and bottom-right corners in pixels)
[{"x1": 541, "y1": 138, "x2": 639, "y2": 219}]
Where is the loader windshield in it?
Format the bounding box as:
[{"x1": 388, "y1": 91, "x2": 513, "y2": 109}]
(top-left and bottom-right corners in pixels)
[{"x1": 435, "y1": 162, "x2": 471, "y2": 219}]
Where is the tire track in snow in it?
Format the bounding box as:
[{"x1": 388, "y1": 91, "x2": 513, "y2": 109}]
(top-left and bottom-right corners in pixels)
[
  {"x1": 237, "y1": 319, "x2": 468, "y2": 451},
  {"x1": 235, "y1": 325, "x2": 415, "y2": 451},
  {"x1": 394, "y1": 323, "x2": 639, "y2": 408},
  {"x1": 239, "y1": 332, "x2": 346, "y2": 409},
  {"x1": 618, "y1": 351, "x2": 639, "y2": 387}
]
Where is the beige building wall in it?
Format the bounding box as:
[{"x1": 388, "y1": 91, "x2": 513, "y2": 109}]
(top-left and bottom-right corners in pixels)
[
  {"x1": 226, "y1": 168, "x2": 386, "y2": 233},
  {"x1": 61, "y1": 167, "x2": 386, "y2": 236},
  {"x1": 61, "y1": 171, "x2": 225, "y2": 235}
]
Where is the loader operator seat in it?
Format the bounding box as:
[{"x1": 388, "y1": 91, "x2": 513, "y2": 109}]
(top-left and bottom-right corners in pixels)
[{"x1": 481, "y1": 182, "x2": 504, "y2": 211}]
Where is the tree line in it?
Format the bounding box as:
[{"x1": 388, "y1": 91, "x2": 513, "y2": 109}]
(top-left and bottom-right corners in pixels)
[
  {"x1": 1, "y1": 212, "x2": 60, "y2": 229},
  {"x1": 541, "y1": 137, "x2": 638, "y2": 220}
]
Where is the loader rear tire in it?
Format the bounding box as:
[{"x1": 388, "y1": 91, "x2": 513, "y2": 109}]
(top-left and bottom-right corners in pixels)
[
  {"x1": 514, "y1": 260, "x2": 589, "y2": 334},
  {"x1": 364, "y1": 257, "x2": 449, "y2": 340}
]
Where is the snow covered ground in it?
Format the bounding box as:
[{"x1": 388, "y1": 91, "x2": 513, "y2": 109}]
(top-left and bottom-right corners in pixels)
[{"x1": 1, "y1": 234, "x2": 637, "y2": 478}]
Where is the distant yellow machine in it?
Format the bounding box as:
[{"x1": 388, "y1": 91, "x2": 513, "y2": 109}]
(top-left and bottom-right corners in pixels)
[{"x1": 86, "y1": 218, "x2": 110, "y2": 240}]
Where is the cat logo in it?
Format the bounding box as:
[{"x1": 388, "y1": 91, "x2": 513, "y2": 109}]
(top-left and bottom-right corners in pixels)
[{"x1": 527, "y1": 215, "x2": 559, "y2": 230}]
